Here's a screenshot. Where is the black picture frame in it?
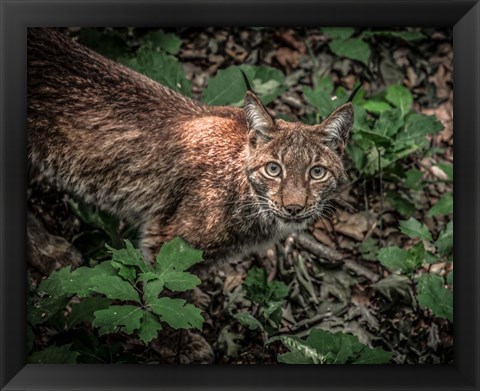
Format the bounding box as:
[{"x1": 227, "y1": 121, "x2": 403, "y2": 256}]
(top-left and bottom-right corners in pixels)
[{"x1": 1, "y1": 1, "x2": 478, "y2": 390}]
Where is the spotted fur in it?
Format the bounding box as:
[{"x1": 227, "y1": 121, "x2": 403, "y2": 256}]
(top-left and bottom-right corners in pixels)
[{"x1": 28, "y1": 28, "x2": 354, "y2": 263}]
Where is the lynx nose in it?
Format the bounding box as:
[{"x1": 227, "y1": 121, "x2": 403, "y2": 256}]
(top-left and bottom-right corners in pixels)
[{"x1": 284, "y1": 204, "x2": 304, "y2": 216}]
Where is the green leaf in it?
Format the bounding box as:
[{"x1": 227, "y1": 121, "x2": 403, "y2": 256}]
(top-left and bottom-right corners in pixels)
[
  {"x1": 399, "y1": 113, "x2": 444, "y2": 144},
  {"x1": 112, "y1": 262, "x2": 137, "y2": 282},
  {"x1": 436, "y1": 221, "x2": 453, "y2": 259},
  {"x1": 163, "y1": 271, "x2": 201, "y2": 292},
  {"x1": 89, "y1": 274, "x2": 141, "y2": 303},
  {"x1": 107, "y1": 240, "x2": 149, "y2": 273},
  {"x1": 120, "y1": 49, "x2": 191, "y2": 96},
  {"x1": 28, "y1": 344, "x2": 79, "y2": 364},
  {"x1": 346, "y1": 142, "x2": 368, "y2": 172},
  {"x1": 377, "y1": 246, "x2": 415, "y2": 274},
  {"x1": 38, "y1": 266, "x2": 71, "y2": 296},
  {"x1": 386, "y1": 192, "x2": 416, "y2": 217},
  {"x1": 141, "y1": 30, "x2": 182, "y2": 54},
  {"x1": 404, "y1": 169, "x2": 423, "y2": 190},
  {"x1": 378, "y1": 242, "x2": 437, "y2": 274},
  {"x1": 416, "y1": 274, "x2": 453, "y2": 322},
  {"x1": 385, "y1": 85, "x2": 413, "y2": 117},
  {"x1": 363, "y1": 100, "x2": 392, "y2": 114},
  {"x1": 28, "y1": 295, "x2": 70, "y2": 326},
  {"x1": 357, "y1": 129, "x2": 392, "y2": 147},
  {"x1": 329, "y1": 38, "x2": 371, "y2": 65},
  {"x1": 149, "y1": 297, "x2": 204, "y2": 330},
  {"x1": 278, "y1": 329, "x2": 391, "y2": 365},
  {"x1": 321, "y1": 27, "x2": 355, "y2": 40},
  {"x1": 302, "y1": 86, "x2": 337, "y2": 119},
  {"x1": 315, "y1": 76, "x2": 334, "y2": 94},
  {"x1": 38, "y1": 267, "x2": 72, "y2": 297},
  {"x1": 249, "y1": 65, "x2": 287, "y2": 104},
  {"x1": 353, "y1": 105, "x2": 370, "y2": 131},
  {"x1": 203, "y1": 66, "x2": 252, "y2": 106},
  {"x1": 408, "y1": 242, "x2": 437, "y2": 266},
  {"x1": 234, "y1": 312, "x2": 264, "y2": 331},
  {"x1": 353, "y1": 346, "x2": 393, "y2": 364},
  {"x1": 203, "y1": 65, "x2": 285, "y2": 106},
  {"x1": 61, "y1": 262, "x2": 117, "y2": 297},
  {"x1": 399, "y1": 218, "x2": 433, "y2": 241},
  {"x1": 306, "y1": 330, "x2": 355, "y2": 364},
  {"x1": 375, "y1": 109, "x2": 404, "y2": 137},
  {"x1": 143, "y1": 277, "x2": 165, "y2": 303},
  {"x1": 138, "y1": 311, "x2": 162, "y2": 344},
  {"x1": 93, "y1": 305, "x2": 144, "y2": 335},
  {"x1": 278, "y1": 335, "x2": 328, "y2": 364},
  {"x1": 155, "y1": 237, "x2": 203, "y2": 273},
  {"x1": 243, "y1": 267, "x2": 289, "y2": 306},
  {"x1": 67, "y1": 297, "x2": 112, "y2": 328},
  {"x1": 427, "y1": 192, "x2": 453, "y2": 217},
  {"x1": 269, "y1": 281, "x2": 289, "y2": 301},
  {"x1": 243, "y1": 266, "x2": 267, "y2": 295}
]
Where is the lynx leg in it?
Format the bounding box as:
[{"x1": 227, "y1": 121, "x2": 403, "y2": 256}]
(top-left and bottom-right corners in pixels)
[{"x1": 140, "y1": 218, "x2": 173, "y2": 263}]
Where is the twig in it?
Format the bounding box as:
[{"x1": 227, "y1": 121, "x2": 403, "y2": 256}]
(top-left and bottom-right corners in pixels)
[
  {"x1": 293, "y1": 232, "x2": 380, "y2": 282},
  {"x1": 343, "y1": 259, "x2": 380, "y2": 282},
  {"x1": 294, "y1": 254, "x2": 319, "y2": 305},
  {"x1": 291, "y1": 232, "x2": 343, "y2": 262}
]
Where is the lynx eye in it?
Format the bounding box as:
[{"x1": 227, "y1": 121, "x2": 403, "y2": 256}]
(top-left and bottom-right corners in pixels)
[
  {"x1": 265, "y1": 162, "x2": 282, "y2": 177},
  {"x1": 310, "y1": 165, "x2": 328, "y2": 180}
]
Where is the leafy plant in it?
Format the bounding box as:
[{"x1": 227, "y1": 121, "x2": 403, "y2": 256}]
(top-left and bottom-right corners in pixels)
[
  {"x1": 119, "y1": 47, "x2": 192, "y2": 96},
  {"x1": 275, "y1": 329, "x2": 391, "y2": 364},
  {"x1": 321, "y1": 28, "x2": 425, "y2": 66},
  {"x1": 376, "y1": 217, "x2": 453, "y2": 322},
  {"x1": 234, "y1": 267, "x2": 289, "y2": 339},
  {"x1": 28, "y1": 238, "x2": 204, "y2": 363}
]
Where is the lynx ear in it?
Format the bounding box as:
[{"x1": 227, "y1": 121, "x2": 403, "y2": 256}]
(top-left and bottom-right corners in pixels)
[
  {"x1": 321, "y1": 102, "x2": 354, "y2": 154},
  {"x1": 244, "y1": 91, "x2": 274, "y2": 147}
]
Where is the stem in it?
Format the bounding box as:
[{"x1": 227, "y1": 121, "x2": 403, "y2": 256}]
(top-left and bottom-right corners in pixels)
[
  {"x1": 409, "y1": 274, "x2": 420, "y2": 310},
  {"x1": 376, "y1": 146, "x2": 384, "y2": 246},
  {"x1": 304, "y1": 37, "x2": 318, "y2": 88}
]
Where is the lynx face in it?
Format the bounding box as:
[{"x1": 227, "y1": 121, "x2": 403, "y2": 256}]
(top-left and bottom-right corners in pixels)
[{"x1": 243, "y1": 91, "x2": 353, "y2": 229}]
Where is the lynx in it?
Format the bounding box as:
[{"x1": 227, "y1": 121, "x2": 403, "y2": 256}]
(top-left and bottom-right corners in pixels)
[{"x1": 28, "y1": 28, "x2": 356, "y2": 264}]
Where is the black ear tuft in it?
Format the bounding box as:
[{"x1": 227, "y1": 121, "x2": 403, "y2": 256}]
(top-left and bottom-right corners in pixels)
[
  {"x1": 243, "y1": 91, "x2": 274, "y2": 146},
  {"x1": 348, "y1": 83, "x2": 362, "y2": 103},
  {"x1": 240, "y1": 69, "x2": 253, "y2": 92}
]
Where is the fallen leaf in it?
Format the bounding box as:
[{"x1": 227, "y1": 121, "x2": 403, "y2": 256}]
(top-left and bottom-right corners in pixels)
[
  {"x1": 334, "y1": 212, "x2": 374, "y2": 241},
  {"x1": 223, "y1": 273, "x2": 244, "y2": 293},
  {"x1": 430, "y1": 166, "x2": 449, "y2": 181},
  {"x1": 312, "y1": 228, "x2": 335, "y2": 248}
]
